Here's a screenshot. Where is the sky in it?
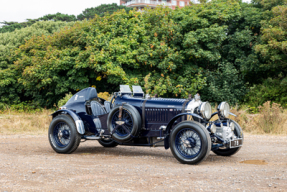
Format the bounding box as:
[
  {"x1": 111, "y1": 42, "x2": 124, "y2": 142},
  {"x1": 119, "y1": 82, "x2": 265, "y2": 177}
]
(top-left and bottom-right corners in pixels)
[
  {"x1": 0, "y1": 0, "x2": 118, "y2": 25},
  {"x1": 0, "y1": 0, "x2": 251, "y2": 26}
]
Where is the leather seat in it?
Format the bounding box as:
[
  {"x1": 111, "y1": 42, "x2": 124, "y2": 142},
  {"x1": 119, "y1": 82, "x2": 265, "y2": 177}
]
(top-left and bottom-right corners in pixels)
[
  {"x1": 91, "y1": 101, "x2": 106, "y2": 116},
  {"x1": 104, "y1": 101, "x2": 111, "y2": 113}
]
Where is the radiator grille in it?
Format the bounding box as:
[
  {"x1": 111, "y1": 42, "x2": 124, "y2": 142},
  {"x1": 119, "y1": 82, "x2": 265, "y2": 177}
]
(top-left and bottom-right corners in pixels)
[{"x1": 145, "y1": 108, "x2": 181, "y2": 122}]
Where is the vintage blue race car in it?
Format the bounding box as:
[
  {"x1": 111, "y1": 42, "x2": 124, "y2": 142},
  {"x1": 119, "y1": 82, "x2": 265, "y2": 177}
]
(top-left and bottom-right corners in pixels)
[{"x1": 48, "y1": 85, "x2": 243, "y2": 164}]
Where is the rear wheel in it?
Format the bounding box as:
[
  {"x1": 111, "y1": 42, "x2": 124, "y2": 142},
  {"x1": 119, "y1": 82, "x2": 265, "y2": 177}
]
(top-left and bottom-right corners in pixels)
[
  {"x1": 212, "y1": 119, "x2": 243, "y2": 156},
  {"x1": 48, "y1": 114, "x2": 81, "y2": 154},
  {"x1": 98, "y1": 138, "x2": 118, "y2": 147},
  {"x1": 170, "y1": 121, "x2": 211, "y2": 165}
]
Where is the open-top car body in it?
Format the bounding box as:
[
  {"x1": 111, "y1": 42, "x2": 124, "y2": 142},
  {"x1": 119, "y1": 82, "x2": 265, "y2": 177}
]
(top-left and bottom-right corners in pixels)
[{"x1": 49, "y1": 85, "x2": 243, "y2": 164}]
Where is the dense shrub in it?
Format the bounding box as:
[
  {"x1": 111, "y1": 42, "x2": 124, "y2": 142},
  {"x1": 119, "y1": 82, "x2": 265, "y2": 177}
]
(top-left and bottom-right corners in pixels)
[
  {"x1": 0, "y1": 21, "x2": 75, "y2": 106},
  {"x1": 57, "y1": 93, "x2": 73, "y2": 107},
  {"x1": 98, "y1": 92, "x2": 112, "y2": 101},
  {"x1": 1, "y1": 0, "x2": 244, "y2": 107},
  {"x1": 244, "y1": 77, "x2": 287, "y2": 108},
  {"x1": 0, "y1": 21, "x2": 74, "y2": 69},
  {"x1": 0, "y1": 13, "x2": 77, "y2": 33},
  {"x1": 77, "y1": 3, "x2": 133, "y2": 20},
  {"x1": 243, "y1": 3, "x2": 287, "y2": 107},
  {"x1": 0, "y1": 0, "x2": 286, "y2": 108}
]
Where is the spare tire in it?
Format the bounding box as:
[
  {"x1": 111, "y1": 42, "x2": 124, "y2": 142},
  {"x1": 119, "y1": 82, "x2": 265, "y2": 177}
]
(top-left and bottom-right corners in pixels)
[{"x1": 107, "y1": 104, "x2": 141, "y2": 143}]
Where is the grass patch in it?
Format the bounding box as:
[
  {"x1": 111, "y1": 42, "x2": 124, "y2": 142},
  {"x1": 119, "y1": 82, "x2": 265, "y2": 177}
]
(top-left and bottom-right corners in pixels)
[
  {"x1": 229, "y1": 102, "x2": 287, "y2": 135},
  {"x1": 0, "y1": 109, "x2": 52, "y2": 134}
]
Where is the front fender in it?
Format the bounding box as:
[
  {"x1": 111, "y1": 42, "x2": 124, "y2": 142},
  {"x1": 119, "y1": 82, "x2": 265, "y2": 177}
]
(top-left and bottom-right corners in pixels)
[
  {"x1": 164, "y1": 113, "x2": 203, "y2": 149},
  {"x1": 51, "y1": 109, "x2": 85, "y2": 135}
]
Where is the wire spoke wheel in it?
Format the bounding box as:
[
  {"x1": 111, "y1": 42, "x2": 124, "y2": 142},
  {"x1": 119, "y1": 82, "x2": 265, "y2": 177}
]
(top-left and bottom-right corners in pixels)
[
  {"x1": 107, "y1": 104, "x2": 141, "y2": 143},
  {"x1": 170, "y1": 121, "x2": 211, "y2": 164},
  {"x1": 53, "y1": 122, "x2": 71, "y2": 148},
  {"x1": 49, "y1": 114, "x2": 81, "y2": 154},
  {"x1": 111, "y1": 109, "x2": 133, "y2": 137},
  {"x1": 175, "y1": 128, "x2": 202, "y2": 159}
]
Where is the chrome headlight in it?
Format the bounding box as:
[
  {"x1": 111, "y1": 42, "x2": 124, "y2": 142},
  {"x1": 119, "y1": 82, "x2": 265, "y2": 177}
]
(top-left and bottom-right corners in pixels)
[
  {"x1": 199, "y1": 102, "x2": 212, "y2": 119},
  {"x1": 218, "y1": 102, "x2": 230, "y2": 118}
]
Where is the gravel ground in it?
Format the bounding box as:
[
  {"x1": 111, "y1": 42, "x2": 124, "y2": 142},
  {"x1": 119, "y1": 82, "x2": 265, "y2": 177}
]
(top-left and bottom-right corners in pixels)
[{"x1": 0, "y1": 134, "x2": 286, "y2": 191}]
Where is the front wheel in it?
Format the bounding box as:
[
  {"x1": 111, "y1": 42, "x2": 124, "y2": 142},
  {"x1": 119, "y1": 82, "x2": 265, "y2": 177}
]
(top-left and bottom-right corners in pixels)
[
  {"x1": 170, "y1": 121, "x2": 211, "y2": 165},
  {"x1": 212, "y1": 119, "x2": 244, "y2": 156},
  {"x1": 48, "y1": 114, "x2": 81, "y2": 154}
]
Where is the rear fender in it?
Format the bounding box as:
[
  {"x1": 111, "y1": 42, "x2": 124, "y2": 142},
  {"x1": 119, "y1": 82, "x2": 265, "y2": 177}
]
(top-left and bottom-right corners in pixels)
[
  {"x1": 51, "y1": 109, "x2": 85, "y2": 135},
  {"x1": 164, "y1": 113, "x2": 203, "y2": 150}
]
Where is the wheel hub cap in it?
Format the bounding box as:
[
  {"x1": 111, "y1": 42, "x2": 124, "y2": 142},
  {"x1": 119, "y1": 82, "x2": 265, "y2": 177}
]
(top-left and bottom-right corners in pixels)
[
  {"x1": 58, "y1": 131, "x2": 63, "y2": 138},
  {"x1": 112, "y1": 109, "x2": 134, "y2": 137},
  {"x1": 53, "y1": 122, "x2": 71, "y2": 148},
  {"x1": 62, "y1": 130, "x2": 70, "y2": 139},
  {"x1": 175, "y1": 129, "x2": 202, "y2": 159},
  {"x1": 183, "y1": 140, "x2": 191, "y2": 148}
]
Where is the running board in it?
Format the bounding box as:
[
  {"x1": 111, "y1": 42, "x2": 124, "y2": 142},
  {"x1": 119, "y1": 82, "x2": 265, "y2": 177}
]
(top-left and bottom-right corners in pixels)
[{"x1": 83, "y1": 136, "x2": 101, "y2": 140}]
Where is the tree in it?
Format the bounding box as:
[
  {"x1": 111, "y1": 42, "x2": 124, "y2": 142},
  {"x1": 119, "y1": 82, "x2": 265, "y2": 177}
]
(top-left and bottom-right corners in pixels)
[
  {"x1": 2, "y1": 0, "x2": 287, "y2": 108},
  {"x1": 77, "y1": 3, "x2": 133, "y2": 20},
  {"x1": 0, "y1": 0, "x2": 244, "y2": 107},
  {"x1": 252, "y1": 0, "x2": 287, "y2": 10},
  {"x1": 0, "y1": 21, "x2": 75, "y2": 105},
  {"x1": 255, "y1": 5, "x2": 287, "y2": 75},
  {"x1": 199, "y1": 0, "x2": 208, "y2": 3},
  {"x1": 38, "y1": 13, "x2": 77, "y2": 22},
  {"x1": 0, "y1": 21, "x2": 24, "y2": 33},
  {"x1": 0, "y1": 13, "x2": 76, "y2": 33},
  {"x1": 0, "y1": 20, "x2": 75, "y2": 69},
  {"x1": 244, "y1": 5, "x2": 287, "y2": 107}
]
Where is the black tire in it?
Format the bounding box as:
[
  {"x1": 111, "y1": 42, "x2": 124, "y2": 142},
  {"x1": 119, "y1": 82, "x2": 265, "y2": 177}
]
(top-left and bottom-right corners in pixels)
[
  {"x1": 98, "y1": 138, "x2": 119, "y2": 147},
  {"x1": 48, "y1": 114, "x2": 81, "y2": 154},
  {"x1": 170, "y1": 121, "x2": 211, "y2": 165},
  {"x1": 107, "y1": 104, "x2": 141, "y2": 143},
  {"x1": 212, "y1": 119, "x2": 244, "y2": 156}
]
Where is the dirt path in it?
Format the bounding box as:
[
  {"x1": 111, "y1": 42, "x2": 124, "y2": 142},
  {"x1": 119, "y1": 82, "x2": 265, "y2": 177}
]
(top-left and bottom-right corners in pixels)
[{"x1": 0, "y1": 134, "x2": 286, "y2": 191}]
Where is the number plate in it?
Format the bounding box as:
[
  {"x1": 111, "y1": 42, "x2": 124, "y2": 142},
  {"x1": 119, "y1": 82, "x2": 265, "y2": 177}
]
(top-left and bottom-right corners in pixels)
[{"x1": 230, "y1": 139, "x2": 243, "y2": 148}]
